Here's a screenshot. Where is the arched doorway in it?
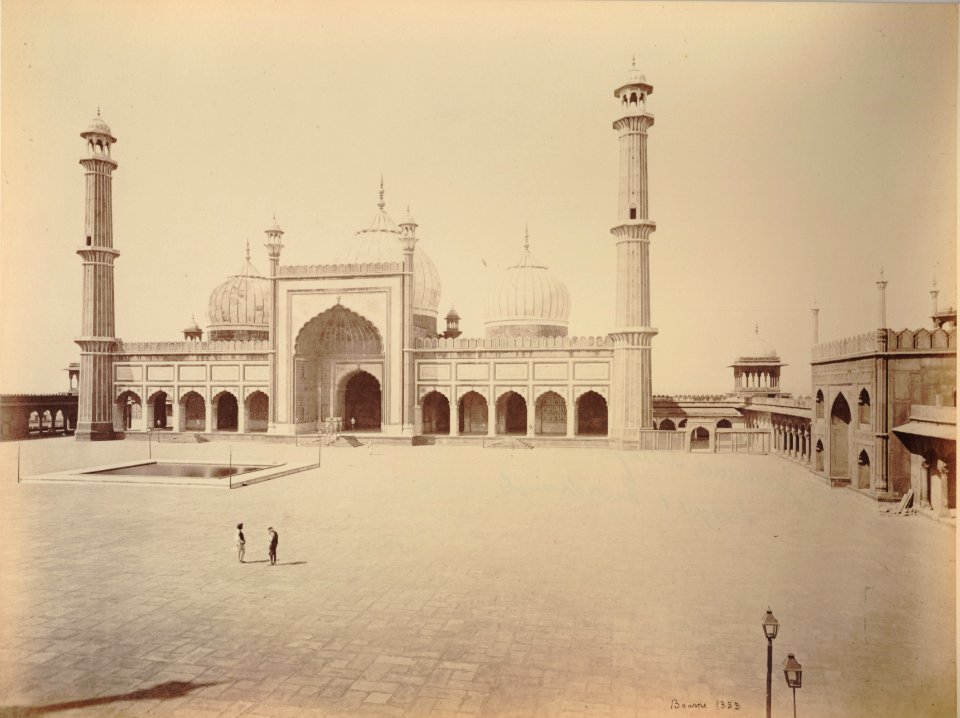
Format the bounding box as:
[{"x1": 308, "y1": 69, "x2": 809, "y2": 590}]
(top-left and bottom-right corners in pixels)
[
  {"x1": 535, "y1": 391, "x2": 566, "y2": 436},
  {"x1": 857, "y1": 450, "x2": 871, "y2": 489},
  {"x1": 214, "y1": 392, "x2": 239, "y2": 432},
  {"x1": 421, "y1": 391, "x2": 450, "y2": 435},
  {"x1": 496, "y1": 391, "x2": 527, "y2": 435},
  {"x1": 294, "y1": 305, "x2": 384, "y2": 431},
  {"x1": 459, "y1": 391, "x2": 488, "y2": 434},
  {"x1": 245, "y1": 391, "x2": 269, "y2": 432},
  {"x1": 148, "y1": 391, "x2": 169, "y2": 429},
  {"x1": 115, "y1": 390, "x2": 142, "y2": 431},
  {"x1": 576, "y1": 391, "x2": 608, "y2": 436},
  {"x1": 691, "y1": 426, "x2": 710, "y2": 450},
  {"x1": 343, "y1": 371, "x2": 381, "y2": 431},
  {"x1": 180, "y1": 391, "x2": 206, "y2": 432},
  {"x1": 815, "y1": 439, "x2": 824, "y2": 472},
  {"x1": 659, "y1": 418, "x2": 676, "y2": 431},
  {"x1": 830, "y1": 393, "x2": 851, "y2": 478},
  {"x1": 717, "y1": 419, "x2": 732, "y2": 429}
]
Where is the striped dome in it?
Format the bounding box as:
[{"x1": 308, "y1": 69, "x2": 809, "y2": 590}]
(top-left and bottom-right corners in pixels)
[
  {"x1": 208, "y1": 254, "x2": 269, "y2": 333},
  {"x1": 333, "y1": 188, "x2": 441, "y2": 317},
  {"x1": 485, "y1": 232, "x2": 570, "y2": 335}
]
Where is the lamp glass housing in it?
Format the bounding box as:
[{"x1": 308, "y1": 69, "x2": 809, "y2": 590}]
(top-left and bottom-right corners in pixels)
[
  {"x1": 762, "y1": 609, "x2": 779, "y2": 640},
  {"x1": 783, "y1": 653, "x2": 802, "y2": 688}
]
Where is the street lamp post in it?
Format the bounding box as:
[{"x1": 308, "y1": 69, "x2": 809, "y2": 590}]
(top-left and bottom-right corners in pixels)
[
  {"x1": 783, "y1": 653, "x2": 802, "y2": 718},
  {"x1": 762, "y1": 609, "x2": 780, "y2": 718}
]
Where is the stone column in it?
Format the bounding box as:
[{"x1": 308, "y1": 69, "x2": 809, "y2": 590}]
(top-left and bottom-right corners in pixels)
[
  {"x1": 204, "y1": 397, "x2": 213, "y2": 433},
  {"x1": 450, "y1": 392, "x2": 459, "y2": 437},
  {"x1": 938, "y1": 461, "x2": 950, "y2": 517},
  {"x1": 238, "y1": 396, "x2": 247, "y2": 434},
  {"x1": 487, "y1": 397, "x2": 496, "y2": 437}
]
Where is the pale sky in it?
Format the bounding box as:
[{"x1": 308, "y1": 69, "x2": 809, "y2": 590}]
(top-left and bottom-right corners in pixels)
[{"x1": 1, "y1": 1, "x2": 957, "y2": 396}]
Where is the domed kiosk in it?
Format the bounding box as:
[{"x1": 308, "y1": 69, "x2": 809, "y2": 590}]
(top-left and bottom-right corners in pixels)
[
  {"x1": 730, "y1": 325, "x2": 786, "y2": 396},
  {"x1": 484, "y1": 228, "x2": 570, "y2": 338}
]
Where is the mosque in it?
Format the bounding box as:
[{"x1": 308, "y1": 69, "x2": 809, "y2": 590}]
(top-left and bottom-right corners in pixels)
[
  {"x1": 2, "y1": 63, "x2": 950, "y2": 516},
  {"x1": 71, "y1": 66, "x2": 660, "y2": 448}
]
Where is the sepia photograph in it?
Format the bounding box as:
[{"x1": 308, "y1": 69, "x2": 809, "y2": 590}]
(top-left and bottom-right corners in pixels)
[{"x1": 0, "y1": 2, "x2": 956, "y2": 717}]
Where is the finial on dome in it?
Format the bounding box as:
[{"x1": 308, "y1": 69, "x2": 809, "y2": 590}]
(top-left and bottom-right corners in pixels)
[
  {"x1": 754, "y1": 322, "x2": 759, "y2": 335},
  {"x1": 524, "y1": 225, "x2": 530, "y2": 252},
  {"x1": 378, "y1": 175, "x2": 385, "y2": 210},
  {"x1": 631, "y1": 55, "x2": 636, "y2": 69},
  {"x1": 97, "y1": 106, "x2": 101, "y2": 117},
  {"x1": 245, "y1": 240, "x2": 250, "y2": 262}
]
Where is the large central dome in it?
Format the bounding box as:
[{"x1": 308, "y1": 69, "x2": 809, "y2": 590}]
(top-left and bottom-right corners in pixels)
[
  {"x1": 333, "y1": 184, "x2": 442, "y2": 324},
  {"x1": 484, "y1": 229, "x2": 570, "y2": 339}
]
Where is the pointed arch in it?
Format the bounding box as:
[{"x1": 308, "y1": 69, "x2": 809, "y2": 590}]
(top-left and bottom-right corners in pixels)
[
  {"x1": 180, "y1": 391, "x2": 206, "y2": 432},
  {"x1": 534, "y1": 391, "x2": 566, "y2": 436},
  {"x1": 830, "y1": 392, "x2": 851, "y2": 478},
  {"x1": 858, "y1": 388, "x2": 871, "y2": 425},
  {"x1": 659, "y1": 418, "x2": 676, "y2": 431},
  {"x1": 458, "y1": 391, "x2": 488, "y2": 435},
  {"x1": 815, "y1": 439, "x2": 824, "y2": 472},
  {"x1": 716, "y1": 419, "x2": 732, "y2": 429},
  {"x1": 115, "y1": 390, "x2": 142, "y2": 431},
  {"x1": 857, "y1": 449, "x2": 871, "y2": 489},
  {"x1": 245, "y1": 390, "x2": 269, "y2": 432},
  {"x1": 147, "y1": 390, "x2": 170, "y2": 429},
  {"x1": 575, "y1": 391, "x2": 607, "y2": 436},
  {"x1": 496, "y1": 391, "x2": 527, "y2": 435},
  {"x1": 421, "y1": 391, "x2": 450, "y2": 435},
  {"x1": 340, "y1": 370, "x2": 381, "y2": 431}
]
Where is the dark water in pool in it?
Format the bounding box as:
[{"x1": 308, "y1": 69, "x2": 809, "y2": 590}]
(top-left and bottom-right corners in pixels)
[{"x1": 86, "y1": 463, "x2": 265, "y2": 478}]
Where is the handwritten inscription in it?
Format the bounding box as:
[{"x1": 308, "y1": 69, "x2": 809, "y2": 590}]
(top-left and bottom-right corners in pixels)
[{"x1": 669, "y1": 699, "x2": 741, "y2": 711}]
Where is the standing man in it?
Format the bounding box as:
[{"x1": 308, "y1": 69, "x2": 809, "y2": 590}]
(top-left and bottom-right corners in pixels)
[
  {"x1": 267, "y1": 527, "x2": 279, "y2": 566},
  {"x1": 236, "y1": 523, "x2": 246, "y2": 563}
]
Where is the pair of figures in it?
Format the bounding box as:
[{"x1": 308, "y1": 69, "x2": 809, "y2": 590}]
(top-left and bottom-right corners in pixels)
[{"x1": 236, "y1": 523, "x2": 279, "y2": 565}]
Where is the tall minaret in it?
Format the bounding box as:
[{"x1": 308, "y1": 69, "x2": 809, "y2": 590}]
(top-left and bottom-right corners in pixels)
[
  {"x1": 609, "y1": 60, "x2": 658, "y2": 447},
  {"x1": 811, "y1": 298, "x2": 819, "y2": 345},
  {"x1": 398, "y1": 201, "x2": 419, "y2": 436},
  {"x1": 75, "y1": 112, "x2": 119, "y2": 441},
  {"x1": 264, "y1": 216, "x2": 284, "y2": 431}
]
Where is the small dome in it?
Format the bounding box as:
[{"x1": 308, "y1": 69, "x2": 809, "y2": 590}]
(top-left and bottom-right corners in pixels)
[
  {"x1": 445, "y1": 307, "x2": 460, "y2": 321},
  {"x1": 739, "y1": 325, "x2": 779, "y2": 360},
  {"x1": 485, "y1": 230, "x2": 570, "y2": 336},
  {"x1": 183, "y1": 316, "x2": 202, "y2": 333},
  {"x1": 87, "y1": 116, "x2": 112, "y2": 135},
  {"x1": 208, "y1": 252, "x2": 270, "y2": 335},
  {"x1": 333, "y1": 186, "x2": 442, "y2": 317}
]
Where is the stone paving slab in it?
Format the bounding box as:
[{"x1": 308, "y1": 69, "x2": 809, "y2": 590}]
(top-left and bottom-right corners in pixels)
[{"x1": 0, "y1": 438, "x2": 955, "y2": 717}]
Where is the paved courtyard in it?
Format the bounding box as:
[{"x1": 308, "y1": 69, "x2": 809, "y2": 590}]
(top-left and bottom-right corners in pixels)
[{"x1": 0, "y1": 438, "x2": 955, "y2": 718}]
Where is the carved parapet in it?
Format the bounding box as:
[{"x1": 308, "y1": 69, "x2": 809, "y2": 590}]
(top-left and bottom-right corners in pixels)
[
  {"x1": 116, "y1": 340, "x2": 270, "y2": 355},
  {"x1": 277, "y1": 261, "x2": 404, "y2": 277},
  {"x1": 414, "y1": 335, "x2": 614, "y2": 351},
  {"x1": 888, "y1": 327, "x2": 956, "y2": 352},
  {"x1": 813, "y1": 327, "x2": 956, "y2": 360}
]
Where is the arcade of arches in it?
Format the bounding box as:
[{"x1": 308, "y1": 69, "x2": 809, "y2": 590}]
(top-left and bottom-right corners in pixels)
[
  {"x1": 419, "y1": 389, "x2": 608, "y2": 437},
  {"x1": 109, "y1": 389, "x2": 270, "y2": 434}
]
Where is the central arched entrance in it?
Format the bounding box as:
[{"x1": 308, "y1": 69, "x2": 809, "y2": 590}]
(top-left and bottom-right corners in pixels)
[
  {"x1": 830, "y1": 393, "x2": 851, "y2": 478},
  {"x1": 293, "y1": 304, "x2": 385, "y2": 431},
  {"x1": 343, "y1": 371, "x2": 381, "y2": 431}
]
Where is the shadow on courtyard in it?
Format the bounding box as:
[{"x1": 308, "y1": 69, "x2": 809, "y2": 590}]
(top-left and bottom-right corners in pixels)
[{"x1": 0, "y1": 680, "x2": 220, "y2": 716}]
